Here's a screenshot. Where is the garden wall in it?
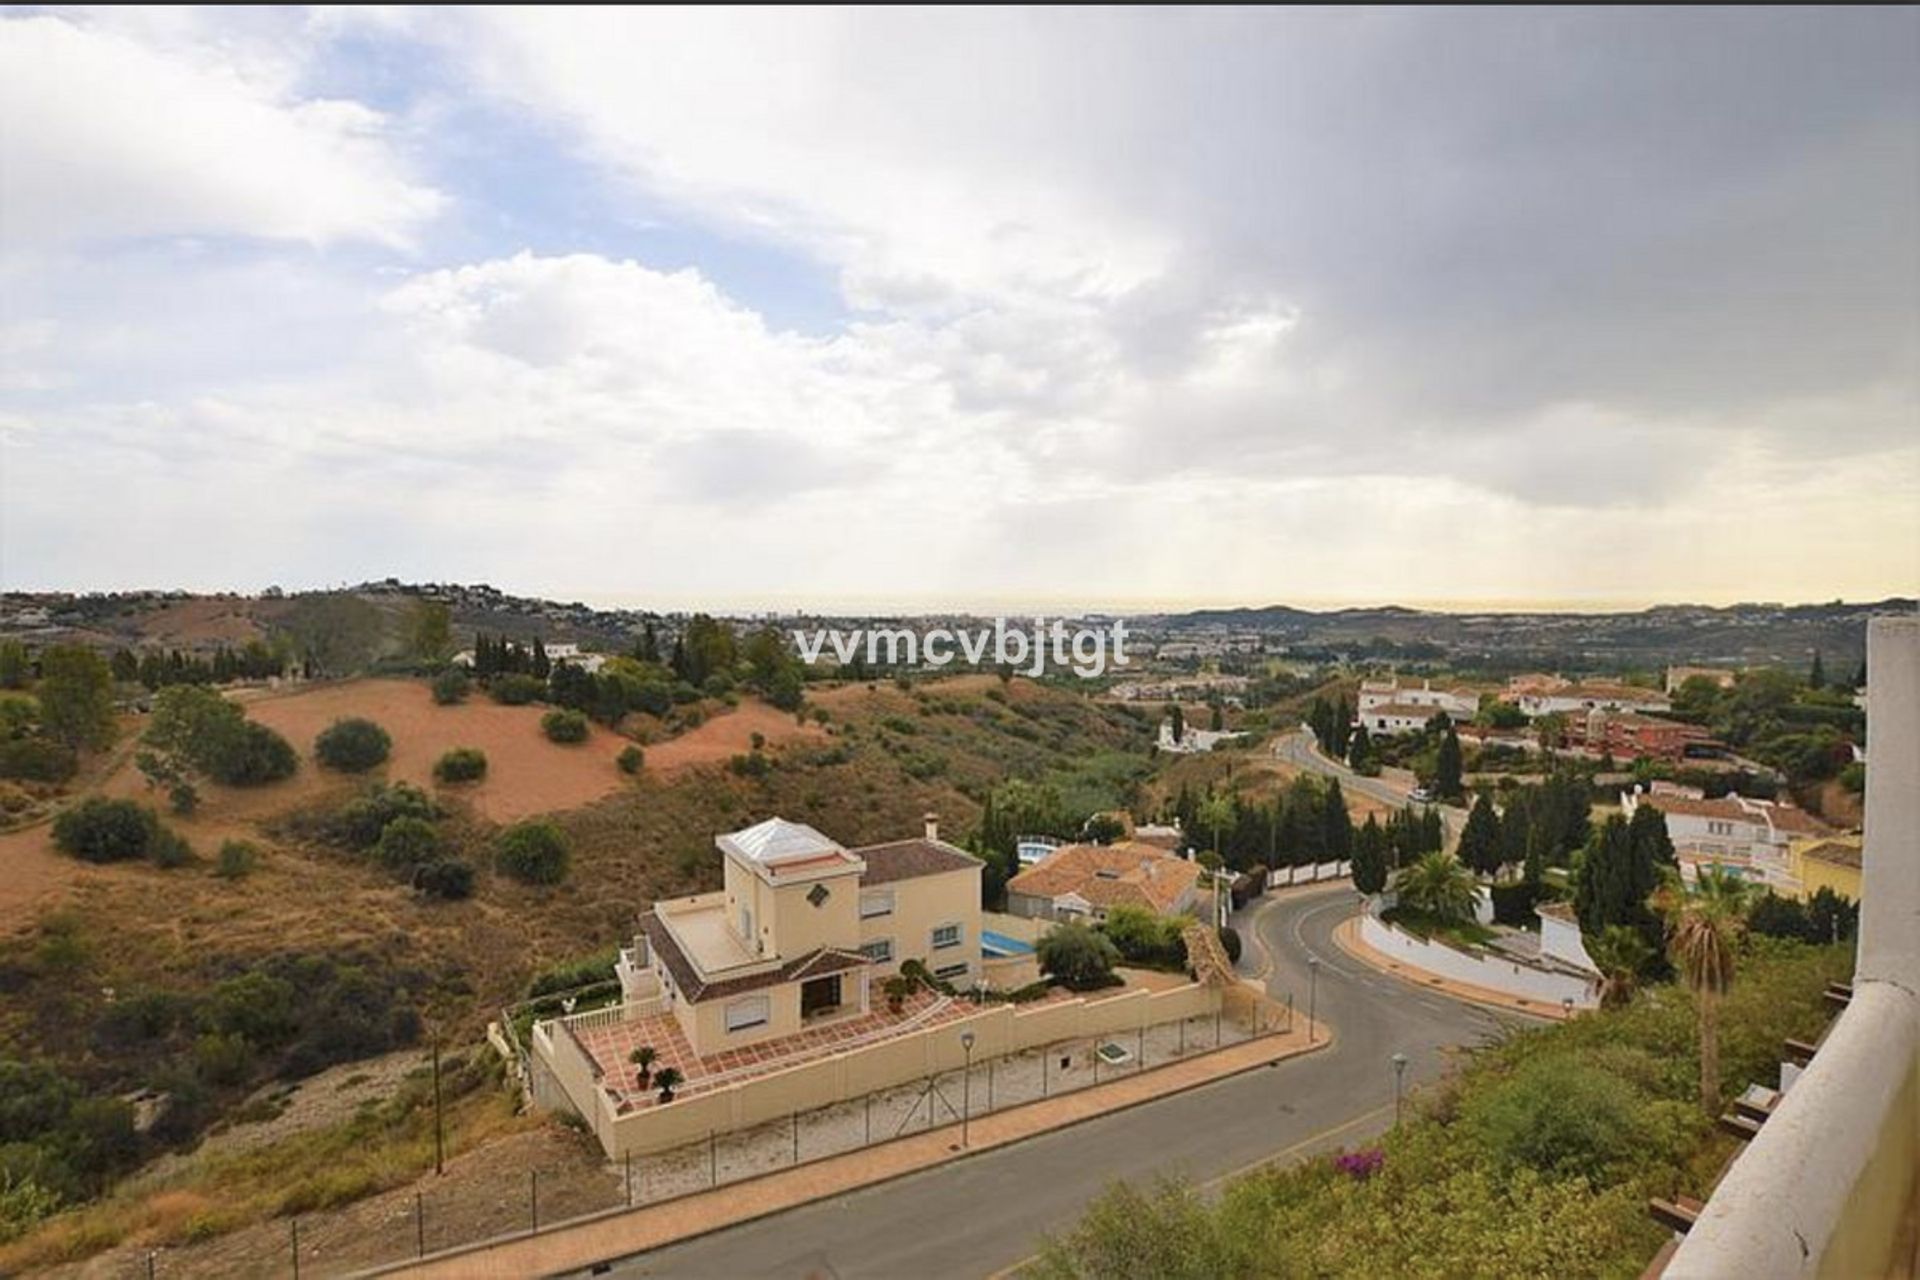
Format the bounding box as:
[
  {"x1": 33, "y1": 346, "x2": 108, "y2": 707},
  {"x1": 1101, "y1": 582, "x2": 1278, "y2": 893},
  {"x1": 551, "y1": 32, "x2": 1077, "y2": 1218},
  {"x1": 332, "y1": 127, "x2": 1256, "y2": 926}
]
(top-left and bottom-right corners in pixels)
[{"x1": 1359, "y1": 912, "x2": 1597, "y2": 1009}]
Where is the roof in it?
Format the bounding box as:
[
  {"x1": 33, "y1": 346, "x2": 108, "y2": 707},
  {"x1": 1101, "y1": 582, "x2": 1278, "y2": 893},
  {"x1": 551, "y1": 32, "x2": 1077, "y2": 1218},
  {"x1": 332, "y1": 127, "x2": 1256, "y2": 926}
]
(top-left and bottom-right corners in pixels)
[
  {"x1": 850, "y1": 838, "x2": 982, "y2": 885},
  {"x1": 1636, "y1": 793, "x2": 1833, "y2": 837},
  {"x1": 641, "y1": 911, "x2": 869, "y2": 1002},
  {"x1": 717, "y1": 817, "x2": 860, "y2": 875},
  {"x1": 1365, "y1": 702, "x2": 1452, "y2": 720},
  {"x1": 1006, "y1": 841, "x2": 1202, "y2": 915},
  {"x1": 1799, "y1": 839, "x2": 1862, "y2": 871},
  {"x1": 1537, "y1": 683, "x2": 1671, "y2": 706}
]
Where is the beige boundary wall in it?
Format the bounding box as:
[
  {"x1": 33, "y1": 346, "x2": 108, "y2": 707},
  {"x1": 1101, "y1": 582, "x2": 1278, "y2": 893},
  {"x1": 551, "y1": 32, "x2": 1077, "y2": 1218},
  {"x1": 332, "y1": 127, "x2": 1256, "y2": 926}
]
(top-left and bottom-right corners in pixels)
[{"x1": 545, "y1": 981, "x2": 1226, "y2": 1158}]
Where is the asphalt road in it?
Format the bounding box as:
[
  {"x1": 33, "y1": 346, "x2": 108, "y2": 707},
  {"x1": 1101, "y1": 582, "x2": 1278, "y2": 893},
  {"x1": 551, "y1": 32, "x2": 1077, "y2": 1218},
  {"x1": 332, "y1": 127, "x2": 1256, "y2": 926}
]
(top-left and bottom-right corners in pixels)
[
  {"x1": 581, "y1": 886, "x2": 1512, "y2": 1280},
  {"x1": 1272, "y1": 728, "x2": 1470, "y2": 844}
]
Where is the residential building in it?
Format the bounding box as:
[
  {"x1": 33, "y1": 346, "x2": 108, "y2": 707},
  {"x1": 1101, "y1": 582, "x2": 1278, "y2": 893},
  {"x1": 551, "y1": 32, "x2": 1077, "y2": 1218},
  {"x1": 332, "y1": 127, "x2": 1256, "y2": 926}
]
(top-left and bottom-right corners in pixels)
[
  {"x1": 1357, "y1": 702, "x2": 1451, "y2": 737},
  {"x1": 616, "y1": 815, "x2": 982, "y2": 1056},
  {"x1": 1005, "y1": 840, "x2": 1202, "y2": 923},
  {"x1": 1356, "y1": 675, "x2": 1480, "y2": 718},
  {"x1": 1621, "y1": 786, "x2": 1834, "y2": 891},
  {"x1": 1787, "y1": 836, "x2": 1863, "y2": 903},
  {"x1": 1565, "y1": 708, "x2": 1721, "y2": 762},
  {"x1": 1157, "y1": 720, "x2": 1238, "y2": 753},
  {"x1": 1518, "y1": 681, "x2": 1673, "y2": 718},
  {"x1": 1665, "y1": 664, "x2": 1738, "y2": 694}
]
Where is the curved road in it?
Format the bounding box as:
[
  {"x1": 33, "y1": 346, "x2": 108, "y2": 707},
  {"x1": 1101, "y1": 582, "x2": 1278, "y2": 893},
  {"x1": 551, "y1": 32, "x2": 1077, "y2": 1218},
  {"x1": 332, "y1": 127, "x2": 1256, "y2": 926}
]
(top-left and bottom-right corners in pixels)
[
  {"x1": 1272, "y1": 728, "x2": 1469, "y2": 844},
  {"x1": 586, "y1": 886, "x2": 1513, "y2": 1279}
]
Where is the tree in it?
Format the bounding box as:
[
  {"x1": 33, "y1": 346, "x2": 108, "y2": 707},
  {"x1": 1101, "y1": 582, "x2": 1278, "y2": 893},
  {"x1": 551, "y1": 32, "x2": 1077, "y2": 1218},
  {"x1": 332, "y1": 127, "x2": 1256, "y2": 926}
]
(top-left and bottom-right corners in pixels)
[
  {"x1": 1586, "y1": 925, "x2": 1654, "y2": 1010},
  {"x1": 375, "y1": 815, "x2": 442, "y2": 871},
  {"x1": 1435, "y1": 721, "x2": 1464, "y2": 801},
  {"x1": 1457, "y1": 794, "x2": 1504, "y2": 879},
  {"x1": 409, "y1": 601, "x2": 453, "y2": 664},
  {"x1": 630, "y1": 1045, "x2": 658, "y2": 1090},
  {"x1": 1036, "y1": 922, "x2": 1121, "y2": 991},
  {"x1": 1626, "y1": 801, "x2": 1676, "y2": 871},
  {"x1": 497, "y1": 819, "x2": 571, "y2": 885},
  {"x1": 1319, "y1": 780, "x2": 1352, "y2": 864},
  {"x1": 431, "y1": 667, "x2": 470, "y2": 705},
  {"x1": 433, "y1": 747, "x2": 487, "y2": 783},
  {"x1": 1808, "y1": 649, "x2": 1825, "y2": 690},
  {"x1": 1209, "y1": 701, "x2": 1225, "y2": 732},
  {"x1": 1661, "y1": 867, "x2": 1752, "y2": 1112},
  {"x1": 1346, "y1": 721, "x2": 1373, "y2": 773},
  {"x1": 1351, "y1": 817, "x2": 1388, "y2": 895},
  {"x1": 143, "y1": 684, "x2": 296, "y2": 788},
  {"x1": 653, "y1": 1066, "x2": 684, "y2": 1104},
  {"x1": 282, "y1": 593, "x2": 383, "y2": 676},
  {"x1": 1392, "y1": 852, "x2": 1478, "y2": 924},
  {"x1": 315, "y1": 718, "x2": 392, "y2": 772},
  {"x1": 1167, "y1": 702, "x2": 1185, "y2": 744},
  {"x1": 36, "y1": 645, "x2": 116, "y2": 752}
]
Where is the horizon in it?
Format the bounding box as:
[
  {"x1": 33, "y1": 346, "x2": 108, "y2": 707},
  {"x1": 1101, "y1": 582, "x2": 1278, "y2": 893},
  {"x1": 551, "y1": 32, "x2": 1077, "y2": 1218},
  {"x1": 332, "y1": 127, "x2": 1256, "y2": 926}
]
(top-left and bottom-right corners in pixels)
[
  {"x1": 5, "y1": 576, "x2": 1914, "y2": 621},
  {"x1": 3, "y1": 8, "x2": 1917, "y2": 605}
]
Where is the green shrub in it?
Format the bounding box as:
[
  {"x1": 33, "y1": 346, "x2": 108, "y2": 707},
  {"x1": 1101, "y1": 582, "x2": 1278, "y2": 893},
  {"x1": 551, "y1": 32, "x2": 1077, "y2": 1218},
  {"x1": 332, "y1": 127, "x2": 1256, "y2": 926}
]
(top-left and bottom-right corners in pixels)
[
  {"x1": 0, "y1": 737, "x2": 77, "y2": 782},
  {"x1": 330, "y1": 782, "x2": 440, "y2": 849},
  {"x1": 166, "y1": 781, "x2": 199, "y2": 816},
  {"x1": 542, "y1": 709, "x2": 590, "y2": 744},
  {"x1": 314, "y1": 718, "x2": 392, "y2": 772},
  {"x1": 413, "y1": 858, "x2": 475, "y2": 900},
  {"x1": 433, "y1": 747, "x2": 487, "y2": 784},
  {"x1": 496, "y1": 819, "x2": 570, "y2": 885},
  {"x1": 148, "y1": 825, "x2": 195, "y2": 869},
  {"x1": 617, "y1": 744, "x2": 645, "y2": 774},
  {"x1": 1037, "y1": 922, "x2": 1122, "y2": 991},
  {"x1": 728, "y1": 751, "x2": 771, "y2": 778},
  {"x1": 1217, "y1": 926, "x2": 1242, "y2": 965},
  {"x1": 1465, "y1": 1054, "x2": 1695, "y2": 1183},
  {"x1": 374, "y1": 816, "x2": 442, "y2": 871},
  {"x1": 490, "y1": 674, "x2": 546, "y2": 706},
  {"x1": 215, "y1": 839, "x2": 260, "y2": 880},
  {"x1": 430, "y1": 668, "x2": 471, "y2": 706},
  {"x1": 51, "y1": 798, "x2": 159, "y2": 863}
]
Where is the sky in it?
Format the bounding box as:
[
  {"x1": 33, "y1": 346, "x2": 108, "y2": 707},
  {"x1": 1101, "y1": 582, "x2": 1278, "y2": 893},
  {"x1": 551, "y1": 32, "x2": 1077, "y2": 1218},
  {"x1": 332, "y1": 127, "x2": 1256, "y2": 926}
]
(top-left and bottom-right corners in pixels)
[{"x1": 1, "y1": 6, "x2": 1916, "y2": 613}]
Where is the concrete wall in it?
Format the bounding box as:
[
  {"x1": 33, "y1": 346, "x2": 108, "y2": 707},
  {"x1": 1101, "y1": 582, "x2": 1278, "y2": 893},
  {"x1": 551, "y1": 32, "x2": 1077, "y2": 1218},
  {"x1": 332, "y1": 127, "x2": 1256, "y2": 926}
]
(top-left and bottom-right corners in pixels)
[
  {"x1": 1669, "y1": 614, "x2": 1920, "y2": 1279},
  {"x1": 771, "y1": 870, "x2": 864, "y2": 959},
  {"x1": 1360, "y1": 912, "x2": 1597, "y2": 1008},
  {"x1": 593, "y1": 982, "x2": 1223, "y2": 1157}
]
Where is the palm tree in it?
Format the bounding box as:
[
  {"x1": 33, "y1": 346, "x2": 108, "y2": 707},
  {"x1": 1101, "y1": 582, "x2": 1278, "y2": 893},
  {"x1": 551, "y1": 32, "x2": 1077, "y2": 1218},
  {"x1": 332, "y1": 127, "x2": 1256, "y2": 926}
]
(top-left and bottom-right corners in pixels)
[
  {"x1": 1662, "y1": 867, "x2": 1752, "y2": 1113},
  {"x1": 653, "y1": 1066, "x2": 684, "y2": 1104},
  {"x1": 1392, "y1": 852, "x2": 1478, "y2": 924},
  {"x1": 629, "y1": 1044, "x2": 658, "y2": 1090},
  {"x1": 1586, "y1": 925, "x2": 1654, "y2": 1010}
]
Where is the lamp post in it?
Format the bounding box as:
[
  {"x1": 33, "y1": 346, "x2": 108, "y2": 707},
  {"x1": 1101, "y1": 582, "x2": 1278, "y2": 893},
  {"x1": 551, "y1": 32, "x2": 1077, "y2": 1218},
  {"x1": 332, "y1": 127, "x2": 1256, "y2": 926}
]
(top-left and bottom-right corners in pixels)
[
  {"x1": 1307, "y1": 956, "x2": 1320, "y2": 1043},
  {"x1": 1390, "y1": 1052, "x2": 1408, "y2": 1127},
  {"x1": 1562, "y1": 996, "x2": 1575, "y2": 1020},
  {"x1": 959, "y1": 1031, "x2": 976, "y2": 1148}
]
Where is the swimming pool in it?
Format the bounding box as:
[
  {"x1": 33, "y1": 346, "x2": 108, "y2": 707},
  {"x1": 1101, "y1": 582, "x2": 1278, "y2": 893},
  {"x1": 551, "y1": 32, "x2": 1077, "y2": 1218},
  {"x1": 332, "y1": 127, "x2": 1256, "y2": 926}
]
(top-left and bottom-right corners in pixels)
[{"x1": 981, "y1": 929, "x2": 1035, "y2": 957}]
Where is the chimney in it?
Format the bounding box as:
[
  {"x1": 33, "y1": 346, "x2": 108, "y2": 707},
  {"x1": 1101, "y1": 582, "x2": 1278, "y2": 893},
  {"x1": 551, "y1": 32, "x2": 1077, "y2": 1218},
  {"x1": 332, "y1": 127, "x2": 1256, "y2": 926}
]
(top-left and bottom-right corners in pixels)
[{"x1": 924, "y1": 812, "x2": 939, "y2": 842}]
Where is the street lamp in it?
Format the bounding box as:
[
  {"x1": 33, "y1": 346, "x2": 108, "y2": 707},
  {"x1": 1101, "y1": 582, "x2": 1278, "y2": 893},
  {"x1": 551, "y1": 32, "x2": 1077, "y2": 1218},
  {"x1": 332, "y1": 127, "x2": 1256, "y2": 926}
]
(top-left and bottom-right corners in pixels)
[
  {"x1": 959, "y1": 1030, "x2": 977, "y2": 1148},
  {"x1": 1307, "y1": 957, "x2": 1320, "y2": 1044},
  {"x1": 1390, "y1": 1052, "x2": 1409, "y2": 1127},
  {"x1": 1562, "y1": 996, "x2": 1575, "y2": 1020}
]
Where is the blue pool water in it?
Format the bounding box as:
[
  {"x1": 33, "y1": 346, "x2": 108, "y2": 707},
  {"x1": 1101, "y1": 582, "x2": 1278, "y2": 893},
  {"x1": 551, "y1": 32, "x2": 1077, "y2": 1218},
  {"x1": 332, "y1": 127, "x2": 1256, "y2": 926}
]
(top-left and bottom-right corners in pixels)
[{"x1": 981, "y1": 930, "x2": 1035, "y2": 957}]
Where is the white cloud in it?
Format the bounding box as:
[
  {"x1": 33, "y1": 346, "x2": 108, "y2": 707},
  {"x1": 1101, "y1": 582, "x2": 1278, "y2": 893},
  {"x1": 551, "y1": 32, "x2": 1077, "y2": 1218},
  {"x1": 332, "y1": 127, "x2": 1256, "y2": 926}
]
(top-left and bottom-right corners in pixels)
[{"x1": 0, "y1": 13, "x2": 441, "y2": 249}]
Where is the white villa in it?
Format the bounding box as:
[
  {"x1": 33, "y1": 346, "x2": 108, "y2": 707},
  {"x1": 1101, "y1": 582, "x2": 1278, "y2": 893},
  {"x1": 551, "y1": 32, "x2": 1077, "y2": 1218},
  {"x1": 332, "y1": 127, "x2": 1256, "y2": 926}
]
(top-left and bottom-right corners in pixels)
[{"x1": 1621, "y1": 785, "x2": 1833, "y2": 892}]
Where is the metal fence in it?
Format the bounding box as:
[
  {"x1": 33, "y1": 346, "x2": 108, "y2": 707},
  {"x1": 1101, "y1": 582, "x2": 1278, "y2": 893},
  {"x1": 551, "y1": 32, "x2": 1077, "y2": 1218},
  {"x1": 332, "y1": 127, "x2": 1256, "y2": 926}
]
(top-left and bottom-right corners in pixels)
[{"x1": 129, "y1": 1002, "x2": 1286, "y2": 1278}]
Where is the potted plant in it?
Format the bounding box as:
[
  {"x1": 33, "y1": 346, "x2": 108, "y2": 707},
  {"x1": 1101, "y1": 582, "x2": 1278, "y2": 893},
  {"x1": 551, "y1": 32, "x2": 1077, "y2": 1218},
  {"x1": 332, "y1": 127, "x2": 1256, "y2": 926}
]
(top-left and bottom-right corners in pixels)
[
  {"x1": 629, "y1": 1045, "x2": 658, "y2": 1090},
  {"x1": 883, "y1": 975, "x2": 914, "y2": 1015},
  {"x1": 653, "y1": 1066, "x2": 684, "y2": 1105}
]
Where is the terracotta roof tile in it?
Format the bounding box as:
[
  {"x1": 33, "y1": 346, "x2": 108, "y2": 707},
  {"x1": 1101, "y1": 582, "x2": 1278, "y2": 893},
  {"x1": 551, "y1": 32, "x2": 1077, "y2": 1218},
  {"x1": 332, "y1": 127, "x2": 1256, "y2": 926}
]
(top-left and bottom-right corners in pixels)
[{"x1": 1006, "y1": 841, "x2": 1201, "y2": 915}]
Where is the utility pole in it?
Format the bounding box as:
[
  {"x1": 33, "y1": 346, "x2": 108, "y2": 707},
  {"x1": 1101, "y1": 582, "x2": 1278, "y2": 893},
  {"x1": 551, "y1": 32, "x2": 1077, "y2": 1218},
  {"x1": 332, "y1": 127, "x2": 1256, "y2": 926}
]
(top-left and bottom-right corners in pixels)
[{"x1": 432, "y1": 1041, "x2": 445, "y2": 1176}]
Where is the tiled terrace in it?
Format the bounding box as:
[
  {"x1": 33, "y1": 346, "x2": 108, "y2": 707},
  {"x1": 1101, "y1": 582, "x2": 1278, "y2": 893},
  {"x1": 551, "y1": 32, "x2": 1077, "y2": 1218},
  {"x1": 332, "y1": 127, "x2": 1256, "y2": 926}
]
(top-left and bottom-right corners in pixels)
[{"x1": 577, "y1": 990, "x2": 989, "y2": 1109}]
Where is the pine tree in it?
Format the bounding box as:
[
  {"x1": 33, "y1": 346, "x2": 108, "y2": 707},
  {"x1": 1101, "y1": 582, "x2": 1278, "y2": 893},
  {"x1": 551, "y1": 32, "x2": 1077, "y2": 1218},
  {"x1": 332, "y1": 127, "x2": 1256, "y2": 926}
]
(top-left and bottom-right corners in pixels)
[
  {"x1": 1809, "y1": 649, "x2": 1825, "y2": 689},
  {"x1": 1346, "y1": 721, "x2": 1372, "y2": 773},
  {"x1": 1332, "y1": 695, "x2": 1352, "y2": 758},
  {"x1": 1436, "y1": 722, "x2": 1464, "y2": 801},
  {"x1": 1458, "y1": 793, "x2": 1503, "y2": 878},
  {"x1": 1321, "y1": 779, "x2": 1353, "y2": 863},
  {"x1": 1351, "y1": 817, "x2": 1388, "y2": 895}
]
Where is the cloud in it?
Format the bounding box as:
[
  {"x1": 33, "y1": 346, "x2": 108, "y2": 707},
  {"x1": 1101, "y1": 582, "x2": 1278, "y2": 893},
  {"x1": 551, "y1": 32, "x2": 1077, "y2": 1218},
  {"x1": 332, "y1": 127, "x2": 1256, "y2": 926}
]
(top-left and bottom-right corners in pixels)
[
  {"x1": 2, "y1": 9, "x2": 1915, "y2": 605},
  {"x1": 0, "y1": 12, "x2": 442, "y2": 249}
]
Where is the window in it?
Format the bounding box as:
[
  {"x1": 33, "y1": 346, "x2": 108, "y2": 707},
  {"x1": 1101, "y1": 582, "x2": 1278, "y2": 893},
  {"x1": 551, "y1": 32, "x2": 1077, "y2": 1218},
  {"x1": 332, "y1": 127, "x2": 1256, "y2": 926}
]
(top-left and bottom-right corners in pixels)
[
  {"x1": 861, "y1": 938, "x2": 894, "y2": 964},
  {"x1": 932, "y1": 923, "x2": 962, "y2": 950},
  {"x1": 860, "y1": 890, "x2": 894, "y2": 919},
  {"x1": 724, "y1": 995, "x2": 770, "y2": 1032},
  {"x1": 807, "y1": 883, "x2": 831, "y2": 908},
  {"x1": 934, "y1": 962, "x2": 969, "y2": 981}
]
